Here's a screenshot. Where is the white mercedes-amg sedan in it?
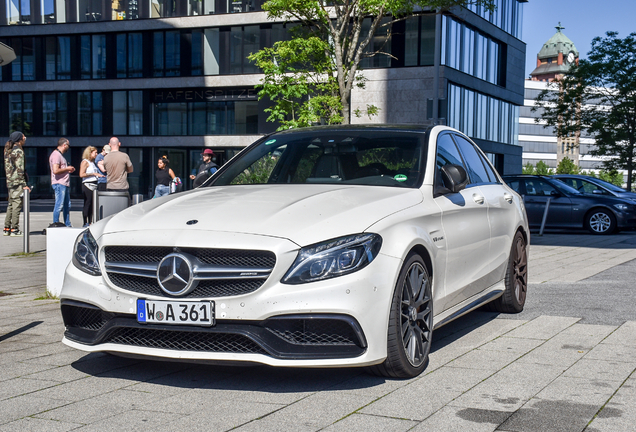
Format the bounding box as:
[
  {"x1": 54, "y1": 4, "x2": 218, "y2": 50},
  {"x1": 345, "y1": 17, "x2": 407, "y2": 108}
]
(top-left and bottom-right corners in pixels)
[{"x1": 61, "y1": 125, "x2": 529, "y2": 378}]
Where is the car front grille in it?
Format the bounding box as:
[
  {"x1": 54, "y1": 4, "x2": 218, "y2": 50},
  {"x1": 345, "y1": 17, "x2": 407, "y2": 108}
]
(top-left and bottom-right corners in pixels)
[
  {"x1": 265, "y1": 318, "x2": 360, "y2": 346},
  {"x1": 61, "y1": 303, "x2": 113, "y2": 331},
  {"x1": 107, "y1": 273, "x2": 264, "y2": 298},
  {"x1": 103, "y1": 246, "x2": 276, "y2": 298},
  {"x1": 104, "y1": 327, "x2": 268, "y2": 354}
]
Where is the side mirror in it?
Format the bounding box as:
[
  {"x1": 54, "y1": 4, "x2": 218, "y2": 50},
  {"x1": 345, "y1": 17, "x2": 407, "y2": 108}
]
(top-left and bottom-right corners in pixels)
[
  {"x1": 550, "y1": 190, "x2": 561, "y2": 197},
  {"x1": 440, "y1": 164, "x2": 469, "y2": 193},
  {"x1": 592, "y1": 189, "x2": 603, "y2": 194}
]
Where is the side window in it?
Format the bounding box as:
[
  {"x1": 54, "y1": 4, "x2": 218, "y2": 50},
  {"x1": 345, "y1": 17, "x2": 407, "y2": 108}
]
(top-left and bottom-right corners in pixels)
[
  {"x1": 435, "y1": 133, "x2": 466, "y2": 193},
  {"x1": 436, "y1": 133, "x2": 464, "y2": 169},
  {"x1": 452, "y1": 134, "x2": 490, "y2": 184},
  {"x1": 524, "y1": 179, "x2": 557, "y2": 196},
  {"x1": 477, "y1": 151, "x2": 499, "y2": 183},
  {"x1": 581, "y1": 180, "x2": 609, "y2": 195}
]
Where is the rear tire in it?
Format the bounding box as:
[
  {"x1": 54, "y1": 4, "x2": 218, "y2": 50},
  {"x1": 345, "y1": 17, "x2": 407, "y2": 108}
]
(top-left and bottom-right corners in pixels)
[
  {"x1": 368, "y1": 253, "x2": 433, "y2": 378},
  {"x1": 488, "y1": 231, "x2": 527, "y2": 313}
]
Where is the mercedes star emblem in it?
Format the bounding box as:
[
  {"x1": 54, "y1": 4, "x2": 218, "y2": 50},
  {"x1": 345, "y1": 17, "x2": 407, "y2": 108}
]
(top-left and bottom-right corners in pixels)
[{"x1": 157, "y1": 253, "x2": 198, "y2": 296}]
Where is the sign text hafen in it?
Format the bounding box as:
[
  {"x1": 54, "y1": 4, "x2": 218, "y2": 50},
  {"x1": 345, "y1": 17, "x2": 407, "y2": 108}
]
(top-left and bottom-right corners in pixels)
[{"x1": 153, "y1": 88, "x2": 258, "y2": 103}]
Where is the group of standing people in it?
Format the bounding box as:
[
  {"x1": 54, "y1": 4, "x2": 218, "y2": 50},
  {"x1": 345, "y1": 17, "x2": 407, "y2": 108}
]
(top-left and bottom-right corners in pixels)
[{"x1": 4, "y1": 131, "x2": 219, "y2": 235}]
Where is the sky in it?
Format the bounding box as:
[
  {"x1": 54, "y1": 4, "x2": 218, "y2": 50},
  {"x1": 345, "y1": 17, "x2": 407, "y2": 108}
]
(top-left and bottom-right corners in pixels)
[{"x1": 522, "y1": 0, "x2": 634, "y2": 78}]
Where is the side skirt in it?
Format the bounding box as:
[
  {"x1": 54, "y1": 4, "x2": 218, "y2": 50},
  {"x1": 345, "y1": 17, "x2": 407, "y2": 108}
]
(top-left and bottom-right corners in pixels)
[{"x1": 432, "y1": 280, "x2": 504, "y2": 330}]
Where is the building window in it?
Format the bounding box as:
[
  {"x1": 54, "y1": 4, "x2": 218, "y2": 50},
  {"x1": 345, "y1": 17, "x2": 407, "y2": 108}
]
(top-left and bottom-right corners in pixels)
[
  {"x1": 41, "y1": 0, "x2": 66, "y2": 23},
  {"x1": 442, "y1": 16, "x2": 502, "y2": 86},
  {"x1": 45, "y1": 36, "x2": 71, "y2": 80},
  {"x1": 78, "y1": 0, "x2": 104, "y2": 21},
  {"x1": 466, "y1": 0, "x2": 524, "y2": 39},
  {"x1": 154, "y1": 100, "x2": 258, "y2": 135},
  {"x1": 359, "y1": 17, "x2": 392, "y2": 69},
  {"x1": 404, "y1": 14, "x2": 436, "y2": 67},
  {"x1": 113, "y1": 91, "x2": 143, "y2": 135},
  {"x1": 112, "y1": 0, "x2": 140, "y2": 20},
  {"x1": 153, "y1": 31, "x2": 181, "y2": 77},
  {"x1": 116, "y1": 33, "x2": 143, "y2": 78},
  {"x1": 78, "y1": 92, "x2": 102, "y2": 135},
  {"x1": 43, "y1": 92, "x2": 68, "y2": 136},
  {"x1": 229, "y1": 25, "x2": 260, "y2": 74},
  {"x1": 151, "y1": 0, "x2": 176, "y2": 17},
  {"x1": 9, "y1": 38, "x2": 35, "y2": 81},
  {"x1": 6, "y1": 0, "x2": 31, "y2": 24},
  {"x1": 188, "y1": 0, "x2": 214, "y2": 15},
  {"x1": 80, "y1": 35, "x2": 107, "y2": 79},
  {"x1": 9, "y1": 93, "x2": 33, "y2": 135},
  {"x1": 447, "y1": 83, "x2": 519, "y2": 146}
]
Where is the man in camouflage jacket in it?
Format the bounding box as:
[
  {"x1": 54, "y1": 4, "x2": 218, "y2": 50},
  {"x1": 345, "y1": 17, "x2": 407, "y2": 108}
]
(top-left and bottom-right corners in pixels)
[{"x1": 4, "y1": 131, "x2": 30, "y2": 236}]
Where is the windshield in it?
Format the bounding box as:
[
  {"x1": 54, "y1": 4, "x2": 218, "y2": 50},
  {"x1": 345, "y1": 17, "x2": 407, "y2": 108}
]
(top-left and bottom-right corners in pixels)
[{"x1": 210, "y1": 129, "x2": 426, "y2": 188}]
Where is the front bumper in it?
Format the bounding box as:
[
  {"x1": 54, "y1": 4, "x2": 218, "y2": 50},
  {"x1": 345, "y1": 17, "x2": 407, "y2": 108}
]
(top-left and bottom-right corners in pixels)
[{"x1": 60, "y1": 235, "x2": 401, "y2": 367}]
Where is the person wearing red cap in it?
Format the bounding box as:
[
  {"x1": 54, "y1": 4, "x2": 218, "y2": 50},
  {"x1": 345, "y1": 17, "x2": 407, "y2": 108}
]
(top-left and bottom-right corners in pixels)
[{"x1": 190, "y1": 148, "x2": 218, "y2": 188}]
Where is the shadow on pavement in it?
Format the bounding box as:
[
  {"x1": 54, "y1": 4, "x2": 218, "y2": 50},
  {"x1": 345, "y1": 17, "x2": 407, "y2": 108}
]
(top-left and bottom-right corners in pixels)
[
  {"x1": 0, "y1": 321, "x2": 43, "y2": 342},
  {"x1": 67, "y1": 309, "x2": 504, "y2": 390},
  {"x1": 530, "y1": 230, "x2": 636, "y2": 248}
]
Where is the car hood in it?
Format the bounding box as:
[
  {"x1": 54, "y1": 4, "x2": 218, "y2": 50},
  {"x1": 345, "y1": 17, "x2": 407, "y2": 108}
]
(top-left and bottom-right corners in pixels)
[{"x1": 96, "y1": 185, "x2": 423, "y2": 246}]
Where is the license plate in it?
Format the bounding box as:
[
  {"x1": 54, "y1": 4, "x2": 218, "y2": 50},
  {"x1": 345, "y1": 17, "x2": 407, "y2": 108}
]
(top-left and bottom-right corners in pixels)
[{"x1": 137, "y1": 299, "x2": 214, "y2": 327}]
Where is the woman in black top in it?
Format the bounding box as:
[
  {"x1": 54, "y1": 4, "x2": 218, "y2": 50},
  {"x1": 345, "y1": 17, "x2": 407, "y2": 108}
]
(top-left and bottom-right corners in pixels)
[{"x1": 153, "y1": 156, "x2": 175, "y2": 198}]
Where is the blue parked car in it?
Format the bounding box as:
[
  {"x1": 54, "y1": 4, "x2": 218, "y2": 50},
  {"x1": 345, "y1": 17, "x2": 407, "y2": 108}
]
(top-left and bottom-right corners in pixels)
[{"x1": 503, "y1": 175, "x2": 636, "y2": 234}]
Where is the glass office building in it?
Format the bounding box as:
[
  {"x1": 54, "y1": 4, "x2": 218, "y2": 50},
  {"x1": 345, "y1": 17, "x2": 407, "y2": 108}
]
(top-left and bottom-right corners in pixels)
[{"x1": 1, "y1": 0, "x2": 526, "y2": 198}]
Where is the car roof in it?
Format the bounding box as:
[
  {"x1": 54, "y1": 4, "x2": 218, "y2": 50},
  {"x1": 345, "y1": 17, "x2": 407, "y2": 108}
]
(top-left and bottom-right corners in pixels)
[{"x1": 269, "y1": 124, "x2": 436, "y2": 137}]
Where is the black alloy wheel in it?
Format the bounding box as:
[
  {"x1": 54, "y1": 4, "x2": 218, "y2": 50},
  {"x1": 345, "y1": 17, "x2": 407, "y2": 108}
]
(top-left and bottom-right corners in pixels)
[
  {"x1": 369, "y1": 253, "x2": 433, "y2": 378},
  {"x1": 488, "y1": 231, "x2": 527, "y2": 313}
]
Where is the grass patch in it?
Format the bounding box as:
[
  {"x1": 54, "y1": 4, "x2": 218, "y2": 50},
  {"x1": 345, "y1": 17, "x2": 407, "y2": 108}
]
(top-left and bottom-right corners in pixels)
[
  {"x1": 34, "y1": 291, "x2": 59, "y2": 301},
  {"x1": 8, "y1": 251, "x2": 41, "y2": 258}
]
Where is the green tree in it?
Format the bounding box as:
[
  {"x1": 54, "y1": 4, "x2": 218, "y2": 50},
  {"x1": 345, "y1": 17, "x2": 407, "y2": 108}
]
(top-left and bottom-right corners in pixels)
[
  {"x1": 582, "y1": 169, "x2": 625, "y2": 187},
  {"x1": 250, "y1": 0, "x2": 494, "y2": 128},
  {"x1": 534, "y1": 160, "x2": 554, "y2": 176},
  {"x1": 522, "y1": 162, "x2": 535, "y2": 174},
  {"x1": 534, "y1": 31, "x2": 636, "y2": 190},
  {"x1": 556, "y1": 156, "x2": 580, "y2": 174}
]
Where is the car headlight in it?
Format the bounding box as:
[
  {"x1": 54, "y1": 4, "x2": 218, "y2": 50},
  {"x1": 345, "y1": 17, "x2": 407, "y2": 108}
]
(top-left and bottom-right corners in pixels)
[
  {"x1": 282, "y1": 233, "x2": 382, "y2": 284},
  {"x1": 613, "y1": 203, "x2": 631, "y2": 212},
  {"x1": 72, "y1": 229, "x2": 101, "y2": 276}
]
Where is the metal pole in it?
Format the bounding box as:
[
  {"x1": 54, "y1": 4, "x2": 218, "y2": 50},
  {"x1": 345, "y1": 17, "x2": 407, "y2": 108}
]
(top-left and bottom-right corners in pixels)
[
  {"x1": 93, "y1": 188, "x2": 99, "y2": 223},
  {"x1": 22, "y1": 188, "x2": 30, "y2": 253},
  {"x1": 539, "y1": 197, "x2": 551, "y2": 236}
]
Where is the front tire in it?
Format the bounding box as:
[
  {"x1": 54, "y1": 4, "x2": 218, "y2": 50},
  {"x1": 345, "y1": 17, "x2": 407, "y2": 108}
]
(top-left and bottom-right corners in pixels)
[
  {"x1": 369, "y1": 253, "x2": 433, "y2": 378},
  {"x1": 586, "y1": 209, "x2": 616, "y2": 234}
]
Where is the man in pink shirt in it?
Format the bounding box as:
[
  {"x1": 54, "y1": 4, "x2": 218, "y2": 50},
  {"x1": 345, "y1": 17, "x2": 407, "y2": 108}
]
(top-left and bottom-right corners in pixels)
[{"x1": 49, "y1": 137, "x2": 75, "y2": 227}]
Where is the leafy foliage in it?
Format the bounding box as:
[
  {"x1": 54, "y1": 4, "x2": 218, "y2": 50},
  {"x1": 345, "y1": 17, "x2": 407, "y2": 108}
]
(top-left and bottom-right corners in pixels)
[
  {"x1": 252, "y1": 0, "x2": 494, "y2": 126},
  {"x1": 230, "y1": 155, "x2": 279, "y2": 185},
  {"x1": 556, "y1": 157, "x2": 580, "y2": 174},
  {"x1": 533, "y1": 31, "x2": 636, "y2": 190},
  {"x1": 581, "y1": 169, "x2": 625, "y2": 187},
  {"x1": 523, "y1": 160, "x2": 554, "y2": 175}
]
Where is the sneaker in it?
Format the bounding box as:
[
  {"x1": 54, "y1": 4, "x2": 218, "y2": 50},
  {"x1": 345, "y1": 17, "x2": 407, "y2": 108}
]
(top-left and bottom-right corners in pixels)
[
  {"x1": 10, "y1": 229, "x2": 23, "y2": 237},
  {"x1": 3, "y1": 228, "x2": 9, "y2": 236},
  {"x1": 83, "y1": 223, "x2": 90, "y2": 228}
]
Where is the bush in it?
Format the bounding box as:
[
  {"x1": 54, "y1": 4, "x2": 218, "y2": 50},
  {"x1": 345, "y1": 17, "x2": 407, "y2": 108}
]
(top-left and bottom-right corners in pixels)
[
  {"x1": 522, "y1": 162, "x2": 535, "y2": 174},
  {"x1": 556, "y1": 157, "x2": 580, "y2": 174},
  {"x1": 582, "y1": 169, "x2": 624, "y2": 187},
  {"x1": 534, "y1": 161, "x2": 554, "y2": 175}
]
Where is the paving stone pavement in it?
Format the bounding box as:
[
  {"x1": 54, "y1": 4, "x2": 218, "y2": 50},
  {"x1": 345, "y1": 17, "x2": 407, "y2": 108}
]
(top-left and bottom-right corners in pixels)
[{"x1": 1, "y1": 206, "x2": 635, "y2": 431}]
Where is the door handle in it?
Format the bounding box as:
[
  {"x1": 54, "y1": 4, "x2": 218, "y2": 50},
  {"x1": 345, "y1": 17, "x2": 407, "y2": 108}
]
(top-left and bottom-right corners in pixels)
[
  {"x1": 472, "y1": 194, "x2": 485, "y2": 205},
  {"x1": 504, "y1": 193, "x2": 513, "y2": 203}
]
